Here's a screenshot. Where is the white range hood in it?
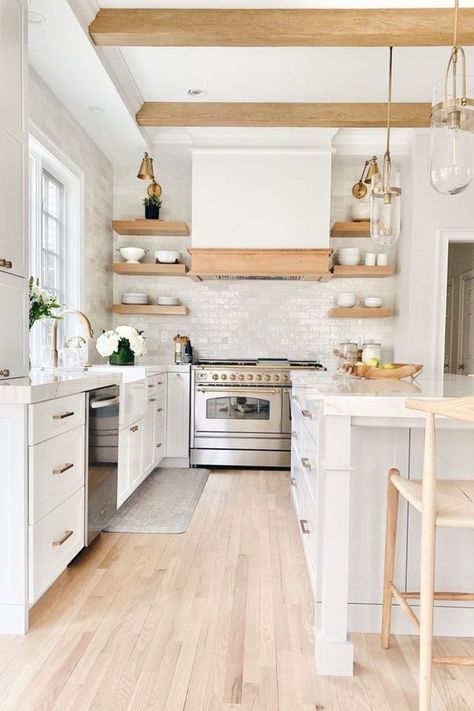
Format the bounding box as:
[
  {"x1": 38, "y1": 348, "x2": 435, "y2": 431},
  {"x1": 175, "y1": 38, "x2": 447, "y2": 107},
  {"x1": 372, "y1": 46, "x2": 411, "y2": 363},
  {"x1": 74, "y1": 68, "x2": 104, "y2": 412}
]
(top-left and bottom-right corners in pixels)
[{"x1": 189, "y1": 130, "x2": 336, "y2": 280}]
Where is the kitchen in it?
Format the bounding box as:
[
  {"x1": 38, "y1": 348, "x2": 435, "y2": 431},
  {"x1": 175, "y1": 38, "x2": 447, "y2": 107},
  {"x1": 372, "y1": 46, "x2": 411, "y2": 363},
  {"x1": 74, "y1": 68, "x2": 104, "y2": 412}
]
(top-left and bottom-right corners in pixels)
[{"x1": 2, "y1": 1, "x2": 474, "y2": 710}]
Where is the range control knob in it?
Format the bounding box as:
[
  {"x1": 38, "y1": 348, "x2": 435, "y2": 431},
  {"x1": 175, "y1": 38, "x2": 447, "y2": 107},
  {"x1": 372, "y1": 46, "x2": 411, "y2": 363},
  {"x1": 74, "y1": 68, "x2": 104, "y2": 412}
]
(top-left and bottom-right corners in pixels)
[
  {"x1": 229, "y1": 373, "x2": 237, "y2": 381},
  {"x1": 212, "y1": 373, "x2": 219, "y2": 380},
  {"x1": 264, "y1": 374, "x2": 271, "y2": 382},
  {"x1": 256, "y1": 374, "x2": 263, "y2": 382},
  {"x1": 247, "y1": 373, "x2": 254, "y2": 381},
  {"x1": 221, "y1": 373, "x2": 227, "y2": 380},
  {"x1": 238, "y1": 373, "x2": 245, "y2": 381},
  {"x1": 274, "y1": 374, "x2": 280, "y2": 381}
]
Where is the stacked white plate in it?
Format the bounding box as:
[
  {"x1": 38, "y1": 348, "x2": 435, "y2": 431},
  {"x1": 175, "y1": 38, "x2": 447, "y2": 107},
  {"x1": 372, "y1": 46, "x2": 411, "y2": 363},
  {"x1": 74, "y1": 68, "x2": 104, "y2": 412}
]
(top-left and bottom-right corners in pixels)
[
  {"x1": 121, "y1": 292, "x2": 149, "y2": 305},
  {"x1": 156, "y1": 296, "x2": 180, "y2": 305}
]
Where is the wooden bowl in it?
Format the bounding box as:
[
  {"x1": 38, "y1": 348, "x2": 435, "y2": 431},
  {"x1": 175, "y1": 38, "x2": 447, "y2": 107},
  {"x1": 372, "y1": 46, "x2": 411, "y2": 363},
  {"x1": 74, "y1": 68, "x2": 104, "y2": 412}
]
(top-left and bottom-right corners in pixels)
[{"x1": 338, "y1": 363, "x2": 423, "y2": 380}]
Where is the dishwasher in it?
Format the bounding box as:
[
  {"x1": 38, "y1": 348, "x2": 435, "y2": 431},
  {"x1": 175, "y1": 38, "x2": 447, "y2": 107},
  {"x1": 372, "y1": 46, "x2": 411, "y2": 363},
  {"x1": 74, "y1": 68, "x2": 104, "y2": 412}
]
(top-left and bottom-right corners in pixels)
[{"x1": 85, "y1": 385, "x2": 120, "y2": 545}]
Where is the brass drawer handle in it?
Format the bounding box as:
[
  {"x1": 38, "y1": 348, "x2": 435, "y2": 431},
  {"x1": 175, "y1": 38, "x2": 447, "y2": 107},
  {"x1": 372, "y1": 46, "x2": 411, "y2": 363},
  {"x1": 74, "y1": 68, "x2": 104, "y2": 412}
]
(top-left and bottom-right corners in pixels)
[
  {"x1": 300, "y1": 519, "x2": 310, "y2": 535},
  {"x1": 0, "y1": 368, "x2": 10, "y2": 378},
  {"x1": 149, "y1": 397, "x2": 156, "y2": 402},
  {"x1": 52, "y1": 463, "x2": 74, "y2": 475},
  {"x1": 148, "y1": 383, "x2": 155, "y2": 388},
  {"x1": 130, "y1": 425, "x2": 139, "y2": 432},
  {"x1": 52, "y1": 530, "x2": 73, "y2": 547},
  {"x1": 156, "y1": 443, "x2": 162, "y2": 448},
  {"x1": 301, "y1": 409, "x2": 312, "y2": 419},
  {"x1": 157, "y1": 381, "x2": 164, "y2": 385},
  {"x1": 290, "y1": 476, "x2": 296, "y2": 487},
  {"x1": 156, "y1": 408, "x2": 163, "y2": 412},
  {"x1": 53, "y1": 411, "x2": 75, "y2": 420},
  {"x1": 301, "y1": 457, "x2": 311, "y2": 469},
  {"x1": 0, "y1": 259, "x2": 12, "y2": 269}
]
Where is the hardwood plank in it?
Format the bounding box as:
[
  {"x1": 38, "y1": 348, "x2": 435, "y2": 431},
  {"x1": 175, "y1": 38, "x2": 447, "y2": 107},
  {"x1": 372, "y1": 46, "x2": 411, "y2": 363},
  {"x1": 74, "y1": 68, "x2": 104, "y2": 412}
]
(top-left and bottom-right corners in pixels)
[
  {"x1": 113, "y1": 263, "x2": 188, "y2": 276},
  {"x1": 329, "y1": 307, "x2": 393, "y2": 319},
  {"x1": 331, "y1": 222, "x2": 371, "y2": 238},
  {"x1": 112, "y1": 220, "x2": 189, "y2": 237},
  {"x1": 90, "y1": 8, "x2": 474, "y2": 47},
  {"x1": 332, "y1": 265, "x2": 394, "y2": 279},
  {"x1": 112, "y1": 304, "x2": 189, "y2": 316},
  {"x1": 137, "y1": 101, "x2": 430, "y2": 128}
]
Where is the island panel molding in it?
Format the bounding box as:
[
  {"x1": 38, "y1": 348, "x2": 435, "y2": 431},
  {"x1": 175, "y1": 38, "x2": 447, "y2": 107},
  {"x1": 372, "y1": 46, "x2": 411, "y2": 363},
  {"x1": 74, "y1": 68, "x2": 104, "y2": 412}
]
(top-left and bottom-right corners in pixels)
[
  {"x1": 136, "y1": 102, "x2": 430, "y2": 129},
  {"x1": 112, "y1": 220, "x2": 189, "y2": 236},
  {"x1": 90, "y1": 8, "x2": 474, "y2": 47}
]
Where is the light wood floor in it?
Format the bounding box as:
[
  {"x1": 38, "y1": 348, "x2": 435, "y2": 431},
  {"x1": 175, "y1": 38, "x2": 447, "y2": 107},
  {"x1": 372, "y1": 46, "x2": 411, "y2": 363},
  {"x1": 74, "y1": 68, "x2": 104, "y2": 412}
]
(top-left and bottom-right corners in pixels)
[{"x1": 1, "y1": 470, "x2": 474, "y2": 710}]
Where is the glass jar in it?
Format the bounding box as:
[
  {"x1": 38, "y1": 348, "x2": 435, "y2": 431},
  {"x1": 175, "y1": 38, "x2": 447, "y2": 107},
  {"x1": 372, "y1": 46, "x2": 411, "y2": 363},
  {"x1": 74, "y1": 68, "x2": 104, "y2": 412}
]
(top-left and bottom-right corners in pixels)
[
  {"x1": 339, "y1": 341, "x2": 358, "y2": 365},
  {"x1": 362, "y1": 341, "x2": 382, "y2": 363}
]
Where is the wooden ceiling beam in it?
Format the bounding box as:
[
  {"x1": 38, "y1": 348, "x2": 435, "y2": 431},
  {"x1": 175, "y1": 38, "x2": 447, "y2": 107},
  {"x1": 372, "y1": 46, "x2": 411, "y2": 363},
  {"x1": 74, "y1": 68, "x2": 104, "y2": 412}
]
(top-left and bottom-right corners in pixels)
[
  {"x1": 90, "y1": 8, "x2": 474, "y2": 47},
  {"x1": 136, "y1": 102, "x2": 431, "y2": 128}
]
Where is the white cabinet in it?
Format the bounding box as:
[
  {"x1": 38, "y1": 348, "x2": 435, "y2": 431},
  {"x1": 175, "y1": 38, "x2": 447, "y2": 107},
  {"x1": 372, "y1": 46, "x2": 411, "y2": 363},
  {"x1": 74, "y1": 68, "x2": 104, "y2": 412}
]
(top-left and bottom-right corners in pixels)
[
  {"x1": 0, "y1": 0, "x2": 27, "y2": 278},
  {"x1": 0, "y1": 271, "x2": 28, "y2": 379},
  {"x1": 143, "y1": 375, "x2": 167, "y2": 475},
  {"x1": 117, "y1": 417, "x2": 144, "y2": 507},
  {"x1": 166, "y1": 371, "x2": 190, "y2": 459},
  {"x1": 143, "y1": 395, "x2": 156, "y2": 476}
]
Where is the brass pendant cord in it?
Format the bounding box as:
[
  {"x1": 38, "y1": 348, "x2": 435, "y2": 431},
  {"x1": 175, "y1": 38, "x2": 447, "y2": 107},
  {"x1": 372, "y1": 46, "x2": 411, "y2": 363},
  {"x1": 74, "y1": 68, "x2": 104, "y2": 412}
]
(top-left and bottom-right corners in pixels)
[{"x1": 383, "y1": 46, "x2": 394, "y2": 191}]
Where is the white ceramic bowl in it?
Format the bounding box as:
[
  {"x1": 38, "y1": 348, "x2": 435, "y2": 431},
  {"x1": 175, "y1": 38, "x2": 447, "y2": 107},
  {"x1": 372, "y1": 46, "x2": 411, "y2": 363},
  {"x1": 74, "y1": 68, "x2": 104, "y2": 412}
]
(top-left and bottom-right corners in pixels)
[
  {"x1": 121, "y1": 292, "x2": 149, "y2": 305},
  {"x1": 364, "y1": 297, "x2": 383, "y2": 308},
  {"x1": 156, "y1": 296, "x2": 180, "y2": 305},
  {"x1": 118, "y1": 247, "x2": 146, "y2": 263},
  {"x1": 337, "y1": 248, "x2": 361, "y2": 266},
  {"x1": 336, "y1": 292, "x2": 357, "y2": 308},
  {"x1": 155, "y1": 250, "x2": 181, "y2": 264}
]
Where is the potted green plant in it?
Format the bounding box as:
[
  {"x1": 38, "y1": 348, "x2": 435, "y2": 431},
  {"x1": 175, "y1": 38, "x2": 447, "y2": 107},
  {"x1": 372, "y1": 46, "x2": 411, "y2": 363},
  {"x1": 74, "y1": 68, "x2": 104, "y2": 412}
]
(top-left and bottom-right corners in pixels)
[{"x1": 143, "y1": 195, "x2": 162, "y2": 220}]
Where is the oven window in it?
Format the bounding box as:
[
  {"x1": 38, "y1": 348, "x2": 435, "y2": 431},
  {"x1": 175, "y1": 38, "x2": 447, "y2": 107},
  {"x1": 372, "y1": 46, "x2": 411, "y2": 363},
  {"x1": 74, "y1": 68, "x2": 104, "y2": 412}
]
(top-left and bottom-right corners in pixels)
[{"x1": 206, "y1": 396, "x2": 270, "y2": 420}]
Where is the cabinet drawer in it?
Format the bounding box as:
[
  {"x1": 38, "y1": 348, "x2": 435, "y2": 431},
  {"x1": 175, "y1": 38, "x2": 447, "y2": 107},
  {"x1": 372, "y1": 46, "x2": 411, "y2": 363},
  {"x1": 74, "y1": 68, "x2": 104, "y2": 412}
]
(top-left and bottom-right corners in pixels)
[
  {"x1": 29, "y1": 393, "x2": 85, "y2": 445},
  {"x1": 29, "y1": 488, "x2": 84, "y2": 603},
  {"x1": 29, "y1": 426, "x2": 85, "y2": 524},
  {"x1": 298, "y1": 469, "x2": 318, "y2": 591},
  {"x1": 155, "y1": 426, "x2": 165, "y2": 465},
  {"x1": 146, "y1": 374, "x2": 166, "y2": 396}
]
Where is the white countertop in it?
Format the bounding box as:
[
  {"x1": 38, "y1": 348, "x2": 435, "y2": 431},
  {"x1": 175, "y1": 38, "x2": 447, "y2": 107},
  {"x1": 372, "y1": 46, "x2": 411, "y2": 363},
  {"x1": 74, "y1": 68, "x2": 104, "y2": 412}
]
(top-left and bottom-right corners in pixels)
[
  {"x1": 0, "y1": 363, "x2": 190, "y2": 404},
  {"x1": 291, "y1": 371, "x2": 474, "y2": 419}
]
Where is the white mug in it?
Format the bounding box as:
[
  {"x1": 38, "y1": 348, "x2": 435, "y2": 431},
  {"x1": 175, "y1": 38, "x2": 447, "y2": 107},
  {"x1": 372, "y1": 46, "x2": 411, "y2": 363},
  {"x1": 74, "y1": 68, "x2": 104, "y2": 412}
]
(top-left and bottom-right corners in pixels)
[
  {"x1": 376, "y1": 253, "x2": 388, "y2": 266},
  {"x1": 365, "y1": 252, "x2": 376, "y2": 266}
]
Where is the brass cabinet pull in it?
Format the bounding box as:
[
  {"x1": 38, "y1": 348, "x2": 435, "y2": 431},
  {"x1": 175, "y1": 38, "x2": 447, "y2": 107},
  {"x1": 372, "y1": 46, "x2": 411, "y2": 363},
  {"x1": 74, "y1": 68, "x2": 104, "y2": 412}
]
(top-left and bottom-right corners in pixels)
[
  {"x1": 156, "y1": 407, "x2": 163, "y2": 413},
  {"x1": 290, "y1": 476, "x2": 297, "y2": 487},
  {"x1": 156, "y1": 443, "x2": 162, "y2": 448},
  {"x1": 301, "y1": 457, "x2": 311, "y2": 469},
  {"x1": 0, "y1": 259, "x2": 12, "y2": 269},
  {"x1": 52, "y1": 530, "x2": 73, "y2": 546},
  {"x1": 53, "y1": 411, "x2": 75, "y2": 420},
  {"x1": 148, "y1": 383, "x2": 155, "y2": 388},
  {"x1": 149, "y1": 397, "x2": 156, "y2": 402},
  {"x1": 130, "y1": 425, "x2": 139, "y2": 432},
  {"x1": 52, "y1": 463, "x2": 74, "y2": 475},
  {"x1": 157, "y1": 381, "x2": 164, "y2": 385},
  {"x1": 300, "y1": 519, "x2": 310, "y2": 535},
  {"x1": 0, "y1": 368, "x2": 10, "y2": 378},
  {"x1": 301, "y1": 409, "x2": 312, "y2": 419}
]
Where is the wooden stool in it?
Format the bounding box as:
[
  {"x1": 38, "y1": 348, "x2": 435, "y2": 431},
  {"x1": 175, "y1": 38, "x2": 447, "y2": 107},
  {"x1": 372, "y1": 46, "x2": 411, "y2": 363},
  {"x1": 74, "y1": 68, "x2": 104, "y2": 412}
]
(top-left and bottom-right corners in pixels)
[{"x1": 381, "y1": 396, "x2": 474, "y2": 711}]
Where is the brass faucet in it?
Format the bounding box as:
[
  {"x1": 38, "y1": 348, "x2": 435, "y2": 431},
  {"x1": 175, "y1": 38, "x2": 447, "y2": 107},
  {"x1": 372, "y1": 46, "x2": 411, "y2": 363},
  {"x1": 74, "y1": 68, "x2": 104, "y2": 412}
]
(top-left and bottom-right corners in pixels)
[{"x1": 51, "y1": 310, "x2": 94, "y2": 368}]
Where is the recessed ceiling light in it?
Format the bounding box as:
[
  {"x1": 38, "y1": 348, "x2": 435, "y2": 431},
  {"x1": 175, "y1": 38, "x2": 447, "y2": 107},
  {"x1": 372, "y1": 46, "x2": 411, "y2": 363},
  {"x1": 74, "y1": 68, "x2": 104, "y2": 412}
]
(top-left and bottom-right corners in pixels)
[
  {"x1": 27, "y1": 11, "x2": 46, "y2": 25},
  {"x1": 88, "y1": 105, "x2": 105, "y2": 114},
  {"x1": 187, "y1": 89, "x2": 207, "y2": 97}
]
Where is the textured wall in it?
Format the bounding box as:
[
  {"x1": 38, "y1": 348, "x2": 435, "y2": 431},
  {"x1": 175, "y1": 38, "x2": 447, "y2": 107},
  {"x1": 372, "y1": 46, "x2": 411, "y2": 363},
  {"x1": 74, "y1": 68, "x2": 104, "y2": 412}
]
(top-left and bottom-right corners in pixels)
[
  {"x1": 113, "y1": 147, "x2": 396, "y2": 369},
  {"x1": 29, "y1": 68, "x2": 113, "y2": 362}
]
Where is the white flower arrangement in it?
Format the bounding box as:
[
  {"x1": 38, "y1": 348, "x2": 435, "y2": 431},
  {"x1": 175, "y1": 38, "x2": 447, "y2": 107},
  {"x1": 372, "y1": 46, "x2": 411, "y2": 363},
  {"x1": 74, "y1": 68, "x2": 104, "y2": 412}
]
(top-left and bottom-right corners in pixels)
[{"x1": 96, "y1": 326, "x2": 147, "y2": 358}]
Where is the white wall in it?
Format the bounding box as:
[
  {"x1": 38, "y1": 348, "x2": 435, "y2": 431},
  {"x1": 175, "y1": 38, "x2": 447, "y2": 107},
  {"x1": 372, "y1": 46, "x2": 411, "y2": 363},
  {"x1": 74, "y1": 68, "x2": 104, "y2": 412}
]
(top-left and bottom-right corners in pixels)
[
  {"x1": 113, "y1": 142, "x2": 396, "y2": 367},
  {"x1": 394, "y1": 132, "x2": 474, "y2": 375},
  {"x1": 28, "y1": 68, "x2": 113, "y2": 361}
]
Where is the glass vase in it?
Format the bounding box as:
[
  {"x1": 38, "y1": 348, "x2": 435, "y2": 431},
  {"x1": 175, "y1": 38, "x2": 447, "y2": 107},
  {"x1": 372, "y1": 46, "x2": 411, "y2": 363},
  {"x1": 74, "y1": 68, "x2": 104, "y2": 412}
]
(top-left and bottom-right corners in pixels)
[{"x1": 109, "y1": 341, "x2": 135, "y2": 366}]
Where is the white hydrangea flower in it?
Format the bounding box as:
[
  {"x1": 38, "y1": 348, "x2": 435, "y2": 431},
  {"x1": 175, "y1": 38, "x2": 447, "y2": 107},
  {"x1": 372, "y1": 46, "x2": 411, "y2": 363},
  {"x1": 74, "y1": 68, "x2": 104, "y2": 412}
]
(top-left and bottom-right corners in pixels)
[
  {"x1": 96, "y1": 331, "x2": 120, "y2": 357},
  {"x1": 115, "y1": 325, "x2": 139, "y2": 340}
]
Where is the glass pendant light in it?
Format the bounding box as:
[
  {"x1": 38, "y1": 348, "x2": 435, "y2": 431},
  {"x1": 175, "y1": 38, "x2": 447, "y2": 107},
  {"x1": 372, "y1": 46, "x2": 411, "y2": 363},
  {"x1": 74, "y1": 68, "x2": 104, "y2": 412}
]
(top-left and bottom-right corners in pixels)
[
  {"x1": 430, "y1": 0, "x2": 474, "y2": 195},
  {"x1": 371, "y1": 47, "x2": 401, "y2": 246},
  {"x1": 137, "y1": 152, "x2": 162, "y2": 197}
]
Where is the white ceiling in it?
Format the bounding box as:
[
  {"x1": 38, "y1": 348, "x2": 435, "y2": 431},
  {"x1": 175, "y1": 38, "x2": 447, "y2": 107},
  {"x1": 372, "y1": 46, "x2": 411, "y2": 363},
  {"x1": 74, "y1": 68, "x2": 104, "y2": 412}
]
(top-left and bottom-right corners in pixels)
[
  {"x1": 28, "y1": 0, "x2": 147, "y2": 165},
  {"x1": 27, "y1": 0, "x2": 474, "y2": 161}
]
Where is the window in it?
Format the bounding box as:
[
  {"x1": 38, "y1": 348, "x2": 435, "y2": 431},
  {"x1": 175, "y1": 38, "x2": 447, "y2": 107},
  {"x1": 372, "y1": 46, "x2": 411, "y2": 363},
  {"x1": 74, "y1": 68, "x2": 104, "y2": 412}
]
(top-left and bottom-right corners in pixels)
[{"x1": 29, "y1": 132, "x2": 82, "y2": 366}]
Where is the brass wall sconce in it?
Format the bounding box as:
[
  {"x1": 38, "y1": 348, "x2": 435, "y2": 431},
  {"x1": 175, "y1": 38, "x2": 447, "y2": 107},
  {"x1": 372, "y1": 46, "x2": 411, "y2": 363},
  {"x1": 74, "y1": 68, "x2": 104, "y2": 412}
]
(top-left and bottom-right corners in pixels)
[{"x1": 352, "y1": 156, "x2": 380, "y2": 199}]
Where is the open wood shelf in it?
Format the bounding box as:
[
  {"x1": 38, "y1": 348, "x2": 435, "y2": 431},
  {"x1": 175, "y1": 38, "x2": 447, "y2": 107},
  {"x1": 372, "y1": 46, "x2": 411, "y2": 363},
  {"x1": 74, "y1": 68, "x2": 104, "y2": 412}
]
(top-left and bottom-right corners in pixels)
[
  {"x1": 332, "y1": 265, "x2": 394, "y2": 278},
  {"x1": 112, "y1": 219, "x2": 189, "y2": 236},
  {"x1": 113, "y1": 263, "x2": 188, "y2": 276},
  {"x1": 112, "y1": 304, "x2": 189, "y2": 316},
  {"x1": 329, "y1": 307, "x2": 393, "y2": 319},
  {"x1": 330, "y1": 222, "x2": 371, "y2": 238}
]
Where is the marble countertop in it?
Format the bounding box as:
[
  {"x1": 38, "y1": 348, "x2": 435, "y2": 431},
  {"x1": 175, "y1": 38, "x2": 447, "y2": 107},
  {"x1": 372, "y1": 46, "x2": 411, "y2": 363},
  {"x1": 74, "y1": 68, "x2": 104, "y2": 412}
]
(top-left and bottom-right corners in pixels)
[
  {"x1": 291, "y1": 371, "x2": 474, "y2": 419},
  {"x1": 0, "y1": 363, "x2": 190, "y2": 405}
]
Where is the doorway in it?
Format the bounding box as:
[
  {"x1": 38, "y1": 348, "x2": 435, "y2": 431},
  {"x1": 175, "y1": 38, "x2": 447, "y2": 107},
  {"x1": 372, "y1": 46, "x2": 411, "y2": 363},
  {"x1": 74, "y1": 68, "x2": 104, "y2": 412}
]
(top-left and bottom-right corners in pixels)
[{"x1": 444, "y1": 243, "x2": 474, "y2": 375}]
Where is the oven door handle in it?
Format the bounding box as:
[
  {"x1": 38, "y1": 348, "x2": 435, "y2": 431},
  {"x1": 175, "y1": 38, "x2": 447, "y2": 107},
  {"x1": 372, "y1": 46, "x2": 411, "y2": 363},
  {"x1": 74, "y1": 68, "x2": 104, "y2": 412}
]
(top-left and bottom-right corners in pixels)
[{"x1": 196, "y1": 387, "x2": 279, "y2": 394}]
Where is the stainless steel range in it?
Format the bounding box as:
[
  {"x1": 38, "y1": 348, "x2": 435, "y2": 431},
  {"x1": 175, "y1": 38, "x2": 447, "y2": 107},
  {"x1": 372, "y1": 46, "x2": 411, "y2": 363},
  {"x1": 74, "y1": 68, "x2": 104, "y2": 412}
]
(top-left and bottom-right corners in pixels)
[{"x1": 190, "y1": 358, "x2": 325, "y2": 468}]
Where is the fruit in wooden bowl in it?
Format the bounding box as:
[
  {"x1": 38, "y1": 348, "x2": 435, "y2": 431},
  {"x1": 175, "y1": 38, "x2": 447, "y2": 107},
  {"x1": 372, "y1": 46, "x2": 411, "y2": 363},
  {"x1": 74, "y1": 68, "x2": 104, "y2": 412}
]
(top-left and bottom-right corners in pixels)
[{"x1": 337, "y1": 363, "x2": 423, "y2": 380}]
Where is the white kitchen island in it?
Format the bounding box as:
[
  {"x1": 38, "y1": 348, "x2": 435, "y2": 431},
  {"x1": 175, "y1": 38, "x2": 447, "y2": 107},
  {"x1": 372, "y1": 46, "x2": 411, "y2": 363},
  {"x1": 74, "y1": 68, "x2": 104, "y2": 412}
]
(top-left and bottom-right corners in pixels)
[{"x1": 290, "y1": 372, "x2": 474, "y2": 677}]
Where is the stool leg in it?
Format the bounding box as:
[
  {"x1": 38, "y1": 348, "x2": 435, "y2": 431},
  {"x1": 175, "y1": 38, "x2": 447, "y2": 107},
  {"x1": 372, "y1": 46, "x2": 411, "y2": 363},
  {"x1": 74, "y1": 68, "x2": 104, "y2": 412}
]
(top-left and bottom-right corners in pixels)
[
  {"x1": 419, "y1": 413, "x2": 436, "y2": 711},
  {"x1": 381, "y1": 467, "x2": 400, "y2": 649}
]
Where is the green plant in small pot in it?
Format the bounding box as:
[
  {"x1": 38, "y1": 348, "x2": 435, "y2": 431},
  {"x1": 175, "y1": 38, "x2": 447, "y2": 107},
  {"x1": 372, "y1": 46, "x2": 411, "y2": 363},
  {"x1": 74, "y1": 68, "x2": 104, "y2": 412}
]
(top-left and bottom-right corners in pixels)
[{"x1": 143, "y1": 195, "x2": 162, "y2": 220}]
